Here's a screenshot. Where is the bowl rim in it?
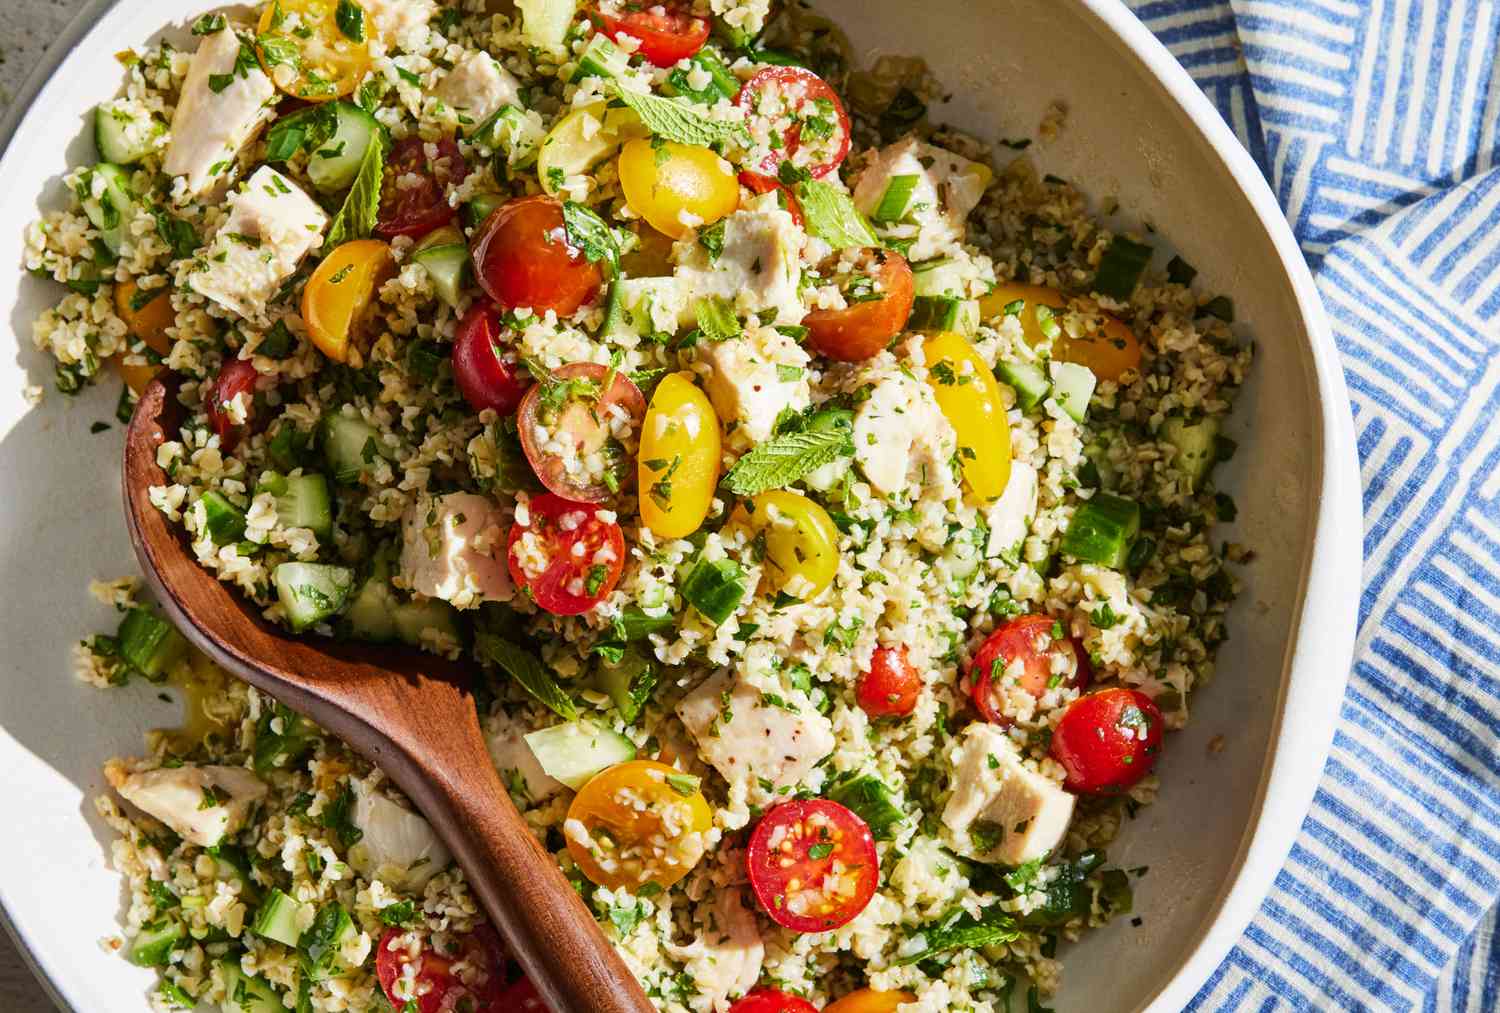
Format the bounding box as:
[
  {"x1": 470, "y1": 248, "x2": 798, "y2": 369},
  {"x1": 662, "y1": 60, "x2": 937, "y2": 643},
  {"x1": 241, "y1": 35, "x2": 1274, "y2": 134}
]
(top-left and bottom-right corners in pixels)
[{"x1": 0, "y1": 1, "x2": 1363, "y2": 1010}]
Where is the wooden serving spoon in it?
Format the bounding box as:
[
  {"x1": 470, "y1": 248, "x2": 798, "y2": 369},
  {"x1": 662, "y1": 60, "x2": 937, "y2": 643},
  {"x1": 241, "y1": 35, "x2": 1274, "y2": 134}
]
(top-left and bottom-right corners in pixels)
[{"x1": 122, "y1": 377, "x2": 654, "y2": 1013}]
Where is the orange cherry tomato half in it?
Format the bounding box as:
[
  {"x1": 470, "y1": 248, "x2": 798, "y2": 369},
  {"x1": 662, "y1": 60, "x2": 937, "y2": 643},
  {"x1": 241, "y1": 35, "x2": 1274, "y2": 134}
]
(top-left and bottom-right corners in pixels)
[
  {"x1": 376, "y1": 136, "x2": 469, "y2": 239},
  {"x1": 1050, "y1": 687, "x2": 1164, "y2": 794},
  {"x1": 736, "y1": 66, "x2": 851, "y2": 180},
  {"x1": 516, "y1": 362, "x2": 645, "y2": 503},
  {"x1": 727, "y1": 991, "x2": 819, "y2": 1013},
  {"x1": 374, "y1": 925, "x2": 508, "y2": 1013},
  {"x1": 969, "y1": 613, "x2": 1091, "y2": 723},
  {"x1": 857, "y1": 645, "x2": 922, "y2": 719},
  {"x1": 472, "y1": 196, "x2": 603, "y2": 317},
  {"x1": 593, "y1": 5, "x2": 710, "y2": 66},
  {"x1": 452, "y1": 301, "x2": 529, "y2": 415},
  {"x1": 114, "y1": 281, "x2": 174, "y2": 356},
  {"x1": 824, "y1": 990, "x2": 918, "y2": 1013},
  {"x1": 507, "y1": 493, "x2": 626, "y2": 616},
  {"x1": 803, "y1": 249, "x2": 914, "y2": 362},
  {"x1": 205, "y1": 358, "x2": 259, "y2": 452},
  {"x1": 746, "y1": 799, "x2": 878, "y2": 933}
]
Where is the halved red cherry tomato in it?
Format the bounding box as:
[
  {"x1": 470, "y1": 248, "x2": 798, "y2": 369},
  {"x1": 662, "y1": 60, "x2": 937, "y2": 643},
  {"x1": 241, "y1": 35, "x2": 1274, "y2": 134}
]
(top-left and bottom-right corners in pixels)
[
  {"x1": 803, "y1": 249, "x2": 914, "y2": 362},
  {"x1": 728, "y1": 990, "x2": 819, "y2": 1013},
  {"x1": 206, "y1": 358, "x2": 259, "y2": 453},
  {"x1": 970, "y1": 614, "x2": 1090, "y2": 723},
  {"x1": 857, "y1": 645, "x2": 921, "y2": 719},
  {"x1": 738, "y1": 171, "x2": 804, "y2": 227},
  {"x1": 472, "y1": 196, "x2": 603, "y2": 316},
  {"x1": 374, "y1": 925, "x2": 508, "y2": 1013},
  {"x1": 507, "y1": 493, "x2": 626, "y2": 615},
  {"x1": 496, "y1": 977, "x2": 550, "y2": 1011},
  {"x1": 1050, "y1": 687, "x2": 1163, "y2": 793},
  {"x1": 517, "y1": 363, "x2": 645, "y2": 502},
  {"x1": 453, "y1": 301, "x2": 529, "y2": 415},
  {"x1": 746, "y1": 799, "x2": 878, "y2": 933},
  {"x1": 594, "y1": 5, "x2": 710, "y2": 66},
  {"x1": 736, "y1": 66, "x2": 851, "y2": 181},
  {"x1": 376, "y1": 136, "x2": 469, "y2": 239}
]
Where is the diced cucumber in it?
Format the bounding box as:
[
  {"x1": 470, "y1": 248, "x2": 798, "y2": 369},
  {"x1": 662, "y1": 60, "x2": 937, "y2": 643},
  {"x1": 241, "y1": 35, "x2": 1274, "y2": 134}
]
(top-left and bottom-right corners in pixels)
[
  {"x1": 908, "y1": 294, "x2": 977, "y2": 335},
  {"x1": 117, "y1": 607, "x2": 188, "y2": 681},
  {"x1": 1060, "y1": 493, "x2": 1140, "y2": 568},
  {"x1": 1161, "y1": 416, "x2": 1221, "y2": 491},
  {"x1": 130, "y1": 919, "x2": 183, "y2": 966},
  {"x1": 258, "y1": 472, "x2": 333, "y2": 540},
  {"x1": 220, "y1": 960, "x2": 284, "y2": 1013},
  {"x1": 827, "y1": 774, "x2": 905, "y2": 841},
  {"x1": 516, "y1": 0, "x2": 579, "y2": 48},
  {"x1": 306, "y1": 101, "x2": 382, "y2": 194},
  {"x1": 81, "y1": 163, "x2": 138, "y2": 255},
  {"x1": 320, "y1": 412, "x2": 393, "y2": 485},
  {"x1": 392, "y1": 597, "x2": 461, "y2": 648},
  {"x1": 666, "y1": 49, "x2": 738, "y2": 103},
  {"x1": 1048, "y1": 361, "x2": 1096, "y2": 423},
  {"x1": 94, "y1": 101, "x2": 162, "y2": 165},
  {"x1": 342, "y1": 575, "x2": 398, "y2": 643},
  {"x1": 593, "y1": 645, "x2": 657, "y2": 723},
  {"x1": 871, "y1": 174, "x2": 920, "y2": 223},
  {"x1": 681, "y1": 557, "x2": 746, "y2": 625},
  {"x1": 911, "y1": 258, "x2": 969, "y2": 297},
  {"x1": 1093, "y1": 236, "x2": 1154, "y2": 301},
  {"x1": 537, "y1": 102, "x2": 646, "y2": 195},
  {"x1": 995, "y1": 360, "x2": 1051, "y2": 412},
  {"x1": 604, "y1": 275, "x2": 690, "y2": 341},
  {"x1": 410, "y1": 226, "x2": 469, "y2": 307},
  {"x1": 463, "y1": 193, "x2": 503, "y2": 229},
  {"x1": 574, "y1": 32, "x2": 630, "y2": 81},
  {"x1": 523, "y1": 721, "x2": 636, "y2": 789},
  {"x1": 273, "y1": 563, "x2": 355, "y2": 633},
  {"x1": 1083, "y1": 440, "x2": 1118, "y2": 491},
  {"x1": 250, "y1": 889, "x2": 310, "y2": 947},
  {"x1": 199, "y1": 490, "x2": 248, "y2": 545}
]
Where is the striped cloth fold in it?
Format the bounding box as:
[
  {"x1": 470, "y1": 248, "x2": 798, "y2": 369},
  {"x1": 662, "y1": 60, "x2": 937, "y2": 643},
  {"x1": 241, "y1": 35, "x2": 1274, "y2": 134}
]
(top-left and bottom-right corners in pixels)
[{"x1": 1124, "y1": 1, "x2": 1500, "y2": 1009}]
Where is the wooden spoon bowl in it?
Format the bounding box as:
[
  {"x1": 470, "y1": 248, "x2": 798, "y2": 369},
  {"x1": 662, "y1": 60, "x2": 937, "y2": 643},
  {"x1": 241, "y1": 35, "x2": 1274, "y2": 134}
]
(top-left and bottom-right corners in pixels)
[{"x1": 122, "y1": 377, "x2": 652, "y2": 1013}]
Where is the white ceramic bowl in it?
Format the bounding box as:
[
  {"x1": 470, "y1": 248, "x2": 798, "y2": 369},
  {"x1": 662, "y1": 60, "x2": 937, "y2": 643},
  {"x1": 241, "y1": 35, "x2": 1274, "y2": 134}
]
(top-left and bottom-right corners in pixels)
[{"x1": 0, "y1": 1, "x2": 1362, "y2": 1009}]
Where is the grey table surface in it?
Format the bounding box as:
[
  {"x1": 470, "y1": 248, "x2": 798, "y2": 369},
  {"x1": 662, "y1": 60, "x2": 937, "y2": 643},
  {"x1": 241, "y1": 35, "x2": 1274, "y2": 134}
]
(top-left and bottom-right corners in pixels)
[{"x1": 3, "y1": 4, "x2": 95, "y2": 1008}]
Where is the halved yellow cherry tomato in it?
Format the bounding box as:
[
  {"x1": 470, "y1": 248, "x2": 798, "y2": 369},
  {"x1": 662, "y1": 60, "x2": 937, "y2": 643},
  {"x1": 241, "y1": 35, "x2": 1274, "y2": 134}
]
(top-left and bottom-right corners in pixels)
[
  {"x1": 116, "y1": 359, "x2": 161, "y2": 396},
  {"x1": 732, "y1": 490, "x2": 840, "y2": 601},
  {"x1": 302, "y1": 239, "x2": 393, "y2": 363},
  {"x1": 981, "y1": 282, "x2": 1142, "y2": 381},
  {"x1": 923, "y1": 330, "x2": 1013, "y2": 504},
  {"x1": 618, "y1": 139, "x2": 739, "y2": 240},
  {"x1": 114, "y1": 281, "x2": 174, "y2": 355},
  {"x1": 257, "y1": 0, "x2": 371, "y2": 101},
  {"x1": 825, "y1": 990, "x2": 918, "y2": 1013},
  {"x1": 639, "y1": 373, "x2": 722, "y2": 540},
  {"x1": 565, "y1": 760, "x2": 712, "y2": 892}
]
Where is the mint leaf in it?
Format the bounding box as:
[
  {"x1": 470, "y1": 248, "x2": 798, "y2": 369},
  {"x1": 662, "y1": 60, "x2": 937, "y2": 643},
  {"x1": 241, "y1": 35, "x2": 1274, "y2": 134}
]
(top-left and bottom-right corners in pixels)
[
  {"x1": 335, "y1": 0, "x2": 366, "y2": 42},
  {"x1": 694, "y1": 297, "x2": 740, "y2": 342},
  {"x1": 722, "y1": 428, "x2": 853, "y2": 496},
  {"x1": 561, "y1": 200, "x2": 621, "y2": 277},
  {"x1": 611, "y1": 85, "x2": 749, "y2": 148},
  {"x1": 324, "y1": 130, "x2": 385, "y2": 248},
  {"x1": 894, "y1": 905, "x2": 1021, "y2": 966},
  {"x1": 476, "y1": 633, "x2": 578, "y2": 720},
  {"x1": 795, "y1": 179, "x2": 878, "y2": 250}
]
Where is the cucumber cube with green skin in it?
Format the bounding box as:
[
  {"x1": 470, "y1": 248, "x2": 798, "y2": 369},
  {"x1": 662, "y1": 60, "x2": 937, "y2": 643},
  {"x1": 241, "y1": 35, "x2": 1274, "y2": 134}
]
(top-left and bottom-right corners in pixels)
[
  {"x1": 250, "y1": 888, "x2": 310, "y2": 947},
  {"x1": 391, "y1": 597, "x2": 462, "y2": 648},
  {"x1": 593, "y1": 644, "x2": 658, "y2": 724},
  {"x1": 199, "y1": 490, "x2": 247, "y2": 545},
  {"x1": 94, "y1": 102, "x2": 163, "y2": 165},
  {"x1": 463, "y1": 193, "x2": 504, "y2": 229},
  {"x1": 273, "y1": 563, "x2": 355, "y2": 633},
  {"x1": 80, "y1": 163, "x2": 138, "y2": 255},
  {"x1": 258, "y1": 472, "x2": 333, "y2": 540},
  {"x1": 1060, "y1": 493, "x2": 1140, "y2": 568},
  {"x1": 321, "y1": 412, "x2": 393, "y2": 485},
  {"x1": 305, "y1": 101, "x2": 383, "y2": 194},
  {"x1": 995, "y1": 360, "x2": 1051, "y2": 412},
  {"x1": 117, "y1": 607, "x2": 188, "y2": 681},
  {"x1": 410, "y1": 226, "x2": 470, "y2": 308},
  {"x1": 523, "y1": 721, "x2": 637, "y2": 789},
  {"x1": 129, "y1": 918, "x2": 184, "y2": 967},
  {"x1": 220, "y1": 960, "x2": 285, "y2": 1013},
  {"x1": 1048, "y1": 361, "x2": 1097, "y2": 423},
  {"x1": 1161, "y1": 416, "x2": 1222, "y2": 491},
  {"x1": 573, "y1": 32, "x2": 631, "y2": 81}
]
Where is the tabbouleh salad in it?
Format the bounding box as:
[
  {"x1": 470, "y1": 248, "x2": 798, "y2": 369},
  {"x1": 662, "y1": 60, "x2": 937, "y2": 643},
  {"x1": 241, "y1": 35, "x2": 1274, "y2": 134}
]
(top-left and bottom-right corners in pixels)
[{"x1": 21, "y1": 0, "x2": 1253, "y2": 1009}]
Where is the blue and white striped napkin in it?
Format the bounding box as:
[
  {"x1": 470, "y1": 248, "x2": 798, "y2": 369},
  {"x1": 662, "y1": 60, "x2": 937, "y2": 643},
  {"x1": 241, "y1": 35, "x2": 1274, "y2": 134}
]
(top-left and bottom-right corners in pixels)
[{"x1": 1123, "y1": 1, "x2": 1500, "y2": 1009}]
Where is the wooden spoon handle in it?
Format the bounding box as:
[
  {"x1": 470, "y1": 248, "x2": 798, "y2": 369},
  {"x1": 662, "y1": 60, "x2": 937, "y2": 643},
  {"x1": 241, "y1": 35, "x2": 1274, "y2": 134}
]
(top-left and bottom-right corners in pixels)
[{"x1": 388, "y1": 716, "x2": 656, "y2": 1013}]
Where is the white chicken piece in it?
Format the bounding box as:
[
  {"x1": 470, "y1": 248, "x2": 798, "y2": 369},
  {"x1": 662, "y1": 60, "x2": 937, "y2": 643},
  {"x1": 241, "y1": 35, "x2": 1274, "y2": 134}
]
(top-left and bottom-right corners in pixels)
[
  {"x1": 676, "y1": 669, "x2": 834, "y2": 792},
  {"x1": 985, "y1": 461, "x2": 1038, "y2": 559},
  {"x1": 674, "y1": 198, "x2": 806, "y2": 325},
  {"x1": 362, "y1": 0, "x2": 436, "y2": 47},
  {"x1": 696, "y1": 324, "x2": 812, "y2": 443},
  {"x1": 942, "y1": 723, "x2": 1075, "y2": 866},
  {"x1": 188, "y1": 167, "x2": 327, "y2": 321},
  {"x1": 347, "y1": 781, "x2": 452, "y2": 892},
  {"x1": 852, "y1": 136, "x2": 992, "y2": 261},
  {"x1": 485, "y1": 713, "x2": 567, "y2": 805},
  {"x1": 107, "y1": 762, "x2": 267, "y2": 848},
  {"x1": 162, "y1": 25, "x2": 276, "y2": 197},
  {"x1": 851, "y1": 362, "x2": 953, "y2": 496},
  {"x1": 665, "y1": 888, "x2": 764, "y2": 1008},
  {"x1": 400, "y1": 492, "x2": 513, "y2": 609},
  {"x1": 435, "y1": 51, "x2": 522, "y2": 127}
]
